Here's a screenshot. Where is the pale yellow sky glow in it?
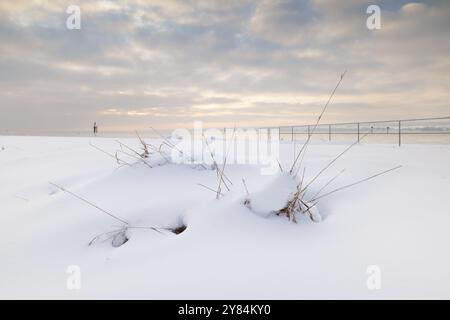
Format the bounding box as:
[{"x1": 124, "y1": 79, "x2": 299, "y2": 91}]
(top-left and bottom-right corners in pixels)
[{"x1": 0, "y1": 0, "x2": 449, "y2": 133}]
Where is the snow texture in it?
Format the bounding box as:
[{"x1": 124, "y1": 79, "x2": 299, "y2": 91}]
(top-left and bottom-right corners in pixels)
[{"x1": 1, "y1": 135, "x2": 450, "y2": 299}]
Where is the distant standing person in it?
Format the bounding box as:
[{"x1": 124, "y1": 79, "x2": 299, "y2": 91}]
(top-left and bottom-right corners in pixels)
[{"x1": 93, "y1": 122, "x2": 98, "y2": 136}]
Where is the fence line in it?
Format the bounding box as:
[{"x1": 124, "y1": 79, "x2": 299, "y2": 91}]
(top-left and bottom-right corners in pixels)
[
  {"x1": 277, "y1": 116, "x2": 450, "y2": 129},
  {"x1": 236, "y1": 116, "x2": 450, "y2": 146}
]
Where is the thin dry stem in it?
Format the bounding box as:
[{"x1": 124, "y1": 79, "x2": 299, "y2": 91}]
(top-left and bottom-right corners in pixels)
[
  {"x1": 49, "y1": 182, "x2": 129, "y2": 225},
  {"x1": 242, "y1": 178, "x2": 250, "y2": 196},
  {"x1": 308, "y1": 165, "x2": 402, "y2": 203},
  {"x1": 90, "y1": 143, "x2": 131, "y2": 166},
  {"x1": 308, "y1": 168, "x2": 346, "y2": 200},
  {"x1": 216, "y1": 127, "x2": 236, "y2": 199},
  {"x1": 300, "y1": 134, "x2": 368, "y2": 193},
  {"x1": 290, "y1": 71, "x2": 346, "y2": 175},
  {"x1": 198, "y1": 183, "x2": 225, "y2": 197}
]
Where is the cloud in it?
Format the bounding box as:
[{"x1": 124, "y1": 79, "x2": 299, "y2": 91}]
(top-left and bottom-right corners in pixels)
[{"x1": 0, "y1": 0, "x2": 449, "y2": 133}]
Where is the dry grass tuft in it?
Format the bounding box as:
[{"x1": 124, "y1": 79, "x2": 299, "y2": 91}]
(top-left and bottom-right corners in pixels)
[{"x1": 273, "y1": 71, "x2": 401, "y2": 223}]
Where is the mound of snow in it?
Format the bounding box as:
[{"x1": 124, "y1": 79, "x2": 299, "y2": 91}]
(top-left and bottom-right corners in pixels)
[{"x1": 246, "y1": 173, "x2": 297, "y2": 217}]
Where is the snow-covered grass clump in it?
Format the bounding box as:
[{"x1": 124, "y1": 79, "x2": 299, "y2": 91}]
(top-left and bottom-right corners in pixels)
[{"x1": 244, "y1": 173, "x2": 322, "y2": 223}]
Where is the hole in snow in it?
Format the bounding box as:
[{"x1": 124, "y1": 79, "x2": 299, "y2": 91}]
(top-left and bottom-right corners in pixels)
[
  {"x1": 170, "y1": 224, "x2": 187, "y2": 235},
  {"x1": 111, "y1": 231, "x2": 129, "y2": 247}
]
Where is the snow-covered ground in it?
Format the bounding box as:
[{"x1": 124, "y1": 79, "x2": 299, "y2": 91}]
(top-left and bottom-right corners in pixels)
[{"x1": 1, "y1": 135, "x2": 450, "y2": 299}]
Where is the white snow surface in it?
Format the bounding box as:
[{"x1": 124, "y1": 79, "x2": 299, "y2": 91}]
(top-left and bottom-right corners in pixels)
[{"x1": 1, "y1": 135, "x2": 450, "y2": 299}]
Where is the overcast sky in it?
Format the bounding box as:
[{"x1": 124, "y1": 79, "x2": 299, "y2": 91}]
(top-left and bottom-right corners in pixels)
[{"x1": 0, "y1": 0, "x2": 449, "y2": 133}]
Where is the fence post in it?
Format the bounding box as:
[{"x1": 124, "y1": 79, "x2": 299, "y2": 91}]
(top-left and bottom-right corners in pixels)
[
  {"x1": 398, "y1": 120, "x2": 401, "y2": 147},
  {"x1": 279, "y1": 127, "x2": 281, "y2": 141},
  {"x1": 357, "y1": 123, "x2": 360, "y2": 143},
  {"x1": 291, "y1": 127, "x2": 294, "y2": 141},
  {"x1": 329, "y1": 124, "x2": 331, "y2": 141}
]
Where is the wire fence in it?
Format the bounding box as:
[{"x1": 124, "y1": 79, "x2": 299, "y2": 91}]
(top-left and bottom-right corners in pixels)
[{"x1": 275, "y1": 116, "x2": 450, "y2": 146}]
